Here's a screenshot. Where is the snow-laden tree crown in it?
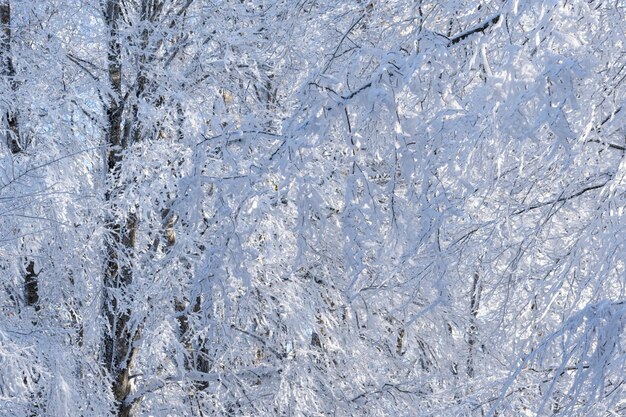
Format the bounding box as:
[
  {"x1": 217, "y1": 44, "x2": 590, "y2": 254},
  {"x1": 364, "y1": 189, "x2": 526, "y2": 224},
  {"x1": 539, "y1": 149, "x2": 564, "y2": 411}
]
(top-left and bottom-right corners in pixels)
[{"x1": 0, "y1": 1, "x2": 624, "y2": 416}]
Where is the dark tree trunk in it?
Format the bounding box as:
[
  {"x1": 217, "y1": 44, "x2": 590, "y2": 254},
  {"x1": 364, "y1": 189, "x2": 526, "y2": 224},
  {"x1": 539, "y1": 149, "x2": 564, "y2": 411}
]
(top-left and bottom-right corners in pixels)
[
  {"x1": 3, "y1": 0, "x2": 39, "y2": 319},
  {"x1": 101, "y1": 1, "x2": 137, "y2": 416},
  {"x1": 467, "y1": 272, "x2": 481, "y2": 378},
  {"x1": 24, "y1": 260, "x2": 39, "y2": 309},
  {"x1": 0, "y1": 0, "x2": 20, "y2": 154}
]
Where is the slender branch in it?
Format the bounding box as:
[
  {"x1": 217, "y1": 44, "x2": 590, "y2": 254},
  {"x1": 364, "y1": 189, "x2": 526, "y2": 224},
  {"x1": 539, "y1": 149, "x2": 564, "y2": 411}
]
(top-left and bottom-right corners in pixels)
[
  {"x1": 67, "y1": 53, "x2": 102, "y2": 81},
  {"x1": 449, "y1": 15, "x2": 501, "y2": 45},
  {"x1": 231, "y1": 325, "x2": 286, "y2": 359},
  {"x1": 600, "y1": 106, "x2": 622, "y2": 126},
  {"x1": 342, "y1": 81, "x2": 373, "y2": 101},
  {"x1": 322, "y1": 14, "x2": 365, "y2": 74},
  {"x1": 512, "y1": 180, "x2": 610, "y2": 215},
  {"x1": 196, "y1": 130, "x2": 283, "y2": 146},
  {"x1": 587, "y1": 138, "x2": 626, "y2": 151}
]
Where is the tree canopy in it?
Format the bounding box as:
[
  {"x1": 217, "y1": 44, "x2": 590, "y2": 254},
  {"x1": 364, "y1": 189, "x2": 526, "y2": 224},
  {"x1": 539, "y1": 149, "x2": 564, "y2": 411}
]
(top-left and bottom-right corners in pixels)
[{"x1": 0, "y1": 1, "x2": 624, "y2": 416}]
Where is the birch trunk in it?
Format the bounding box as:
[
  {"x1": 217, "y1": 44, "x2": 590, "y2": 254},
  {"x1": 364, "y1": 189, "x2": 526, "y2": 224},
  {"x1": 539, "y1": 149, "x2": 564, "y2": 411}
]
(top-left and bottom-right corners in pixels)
[{"x1": 101, "y1": 1, "x2": 138, "y2": 416}]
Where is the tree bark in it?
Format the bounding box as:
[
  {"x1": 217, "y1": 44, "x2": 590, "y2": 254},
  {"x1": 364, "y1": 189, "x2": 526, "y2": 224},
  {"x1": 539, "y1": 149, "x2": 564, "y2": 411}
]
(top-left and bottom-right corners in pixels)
[
  {"x1": 467, "y1": 272, "x2": 481, "y2": 378},
  {"x1": 0, "y1": 0, "x2": 20, "y2": 153},
  {"x1": 24, "y1": 259, "x2": 39, "y2": 309},
  {"x1": 2, "y1": 2, "x2": 40, "y2": 314},
  {"x1": 101, "y1": 1, "x2": 138, "y2": 416}
]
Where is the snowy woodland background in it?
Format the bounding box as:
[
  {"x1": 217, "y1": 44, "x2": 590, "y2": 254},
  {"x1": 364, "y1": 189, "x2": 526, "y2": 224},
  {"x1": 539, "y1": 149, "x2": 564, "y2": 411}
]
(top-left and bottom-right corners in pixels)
[{"x1": 0, "y1": 0, "x2": 625, "y2": 416}]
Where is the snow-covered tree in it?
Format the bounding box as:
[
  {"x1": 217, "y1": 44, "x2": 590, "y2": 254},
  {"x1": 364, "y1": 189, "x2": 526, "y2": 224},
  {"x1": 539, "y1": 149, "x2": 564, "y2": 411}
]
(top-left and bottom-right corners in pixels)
[{"x1": 1, "y1": 1, "x2": 624, "y2": 416}]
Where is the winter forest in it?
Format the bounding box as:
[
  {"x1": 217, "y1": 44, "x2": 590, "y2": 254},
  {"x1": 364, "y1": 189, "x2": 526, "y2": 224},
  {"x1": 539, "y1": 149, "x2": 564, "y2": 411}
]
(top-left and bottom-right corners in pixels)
[{"x1": 1, "y1": 0, "x2": 625, "y2": 416}]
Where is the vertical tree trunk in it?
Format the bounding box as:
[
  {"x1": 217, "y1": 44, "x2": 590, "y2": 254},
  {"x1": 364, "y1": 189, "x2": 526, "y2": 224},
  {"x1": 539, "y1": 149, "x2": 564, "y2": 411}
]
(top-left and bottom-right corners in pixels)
[
  {"x1": 467, "y1": 271, "x2": 481, "y2": 378},
  {"x1": 101, "y1": 1, "x2": 138, "y2": 416},
  {"x1": 2, "y1": 2, "x2": 40, "y2": 314},
  {"x1": 23, "y1": 259, "x2": 39, "y2": 309},
  {"x1": 0, "y1": 0, "x2": 20, "y2": 153},
  {"x1": 3, "y1": 6, "x2": 42, "y2": 414}
]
